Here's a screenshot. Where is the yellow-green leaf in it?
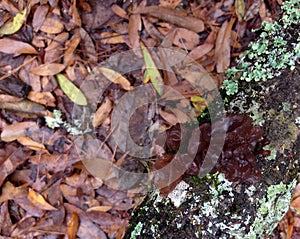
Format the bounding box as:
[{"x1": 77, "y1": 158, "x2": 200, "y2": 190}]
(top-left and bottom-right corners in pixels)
[
  {"x1": 56, "y1": 73, "x2": 87, "y2": 106},
  {"x1": 235, "y1": 0, "x2": 245, "y2": 22},
  {"x1": 0, "y1": 9, "x2": 27, "y2": 35},
  {"x1": 190, "y1": 95, "x2": 207, "y2": 116},
  {"x1": 99, "y1": 67, "x2": 133, "y2": 91},
  {"x1": 140, "y1": 42, "x2": 164, "y2": 95}
]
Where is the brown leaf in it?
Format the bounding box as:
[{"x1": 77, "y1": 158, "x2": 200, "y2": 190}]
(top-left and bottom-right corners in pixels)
[
  {"x1": 27, "y1": 91, "x2": 56, "y2": 107},
  {"x1": 111, "y1": 4, "x2": 128, "y2": 19},
  {"x1": 1, "y1": 122, "x2": 38, "y2": 142},
  {"x1": 99, "y1": 67, "x2": 133, "y2": 91},
  {"x1": 32, "y1": 4, "x2": 49, "y2": 32},
  {"x1": 0, "y1": 182, "x2": 27, "y2": 204},
  {"x1": 40, "y1": 17, "x2": 64, "y2": 34},
  {"x1": 133, "y1": 6, "x2": 204, "y2": 33},
  {"x1": 17, "y1": 136, "x2": 49, "y2": 154},
  {"x1": 128, "y1": 10, "x2": 141, "y2": 49},
  {"x1": 86, "y1": 206, "x2": 113, "y2": 213},
  {"x1": 0, "y1": 38, "x2": 37, "y2": 56},
  {"x1": 100, "y1": 32, "x2": 126, "y2": 44},
  {"x1": 186, "y1": 43, "x2": 214, "y2": 61},
  {"x1": 68, "y1": 212, "x2": 79, "y2": 239},
  {"x1": 31, "y1": 63, "x2": 65, "y2": 76},
  {"x1": 0, "y1": 143, "x2": 32, "y2": 186},
  {"x1": 71, "y1": 0, "x2": 81, "y2": 27},
  {"x1": 0, "y1": 99, "x2": 47, "y2": 116},
  {"x1": 64, "y1": 34, "x2": 81, "y2": 66},
  {"x1": 27, "y1": 188, "x2": 57, "y2": 211},
  {"x1": 173, "y1": 28, "x2": 200, "y2": 50},
  {"x1": 215, "y1": 18, "x2": 235, "y2": 73},
  {"x1": 77, "y1": 28, "x2": 97, "y2": 64},
  {"x1": 44, "y1": 32, "x2": 69, "y2": 63},
  {"x1": 92, "y1": 97, "x2": 113, "y2": 127}
]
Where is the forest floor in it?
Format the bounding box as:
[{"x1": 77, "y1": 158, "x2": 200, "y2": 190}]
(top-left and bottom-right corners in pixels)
[{"x1": 0, "y1": 0, "x2": 299, "y2": 238}]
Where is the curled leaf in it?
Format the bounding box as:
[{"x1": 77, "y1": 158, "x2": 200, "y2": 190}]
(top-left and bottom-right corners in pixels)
[
  {"x1": 92, "y1": 97, "x2": 113, "y2": 127},
  {"x1": 28, "y1": 188, "x2": 57, "y2": 211},
  {"x1": 56, "y1": 73, "x2": 87, "y2": 106},
  {"x1": 0, "y1": 9, "x2": 26, "y2": 35}
]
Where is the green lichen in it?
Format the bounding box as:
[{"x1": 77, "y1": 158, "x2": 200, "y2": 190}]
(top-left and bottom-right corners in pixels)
[
  {"x1": 130, "y1": 222, "x2": 144, "y2": 239},
  {"x1": 222, "y1": 0, "x2": 300, "y2": 95}
]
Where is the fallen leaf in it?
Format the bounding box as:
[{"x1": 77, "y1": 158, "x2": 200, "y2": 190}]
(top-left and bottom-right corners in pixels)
[
  {"x1": 111, "y1": 4, "x2": 128, "y2": 19},
  {"x1": 28, "y1": 188, "x2": 57, "y2": 211},
  {"x1": 31, "y1": 63, "x2": 65, "y2": 76},
  {"x1": 186, "y1": 43, "x2": 214, "y2": 61},
  {"x1": 27, "y1": 91, "x2": 56, "y2": 107},
  {"x1": 100, "y1": 32, "x2": 126, "y2": 44},
  {"x1": 56, "y1": 73, "x2": 87, "y2": 106},
  {"x1": 17, "y1": 136, "x2": 49, "y2": 154},
  {"x1": 64, "y1": 34, "x2": 81, "y2": 66},
  {"x1": 190, "y1": 95, "x2": 207, "y2": 116},
  {"x1": 133, "y1": 6, "x2": 204, "y2": 33},
  {"x1": 0, "y1": 182, "x2": 27, "y2": 204},
  {"x1": 86, "y1": 206, "x2": 112, "y2": 213},
  {"x1": 32, "y1": 4, "x2": 49, "y2": 32},
  {"x1": 244, "y1": 0, "x2": 262, "y2": 21},
  {"x1": 99, "y1": 67, "x2": 133, "y2": 91},
  {"x1": 235, "y1": 0, "x2": 245, "y2": 22},
  {"x1": 0, "y1": 9, "x2": 26, "y2": 35},
  {"x1": 140, "y1": 42, "x2": 164, "y2": 95},
  {"x1": 159, "y1": 108, "x2": 178, "y2": 125},
  {"x1": 1, "y1": 122, "x2": 38, "y2": 142},
  {"x1": 215, "y1": 18, "x2": 235, "y2": 73},
  {"x1": 92, "y1": 97, "x2": 113, "y2": 127},
  {"x1": 0, "y1": 99, "x2": 47, "y2": 116},
  {"x1": 77, "y1": 28, "x2": 97, "y2": 64},
  {"x1": 0, "y1": 38, "x2": 37, "y2": 56},
  {"x1": 68, "y1": 212, "x2": 79, "y2": 239},
  {"x1": 40, "y1": 17, "x2": 64, "y2": 34},
  {"x1": 173, "y1": 28, "x2": 200, "y2": 50},
  {"x1": 128, "y1": 8, "x2": 141, "y2": 49}
]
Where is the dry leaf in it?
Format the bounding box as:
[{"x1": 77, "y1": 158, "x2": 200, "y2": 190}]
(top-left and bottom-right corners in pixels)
[
  {"x1": 186, "y1": 43, "x2": 214, "y2": 61},
  {"x1": 86, "y1": 206, "x2": 112, "y2": 213},
  {"x1": 40, "y1": 17, "x2": 64, "y2": 34},
  {"x1": 27, "y1": 91, "x2": 56, "y2": 107},
  {"x1": 68, "y1": 212, "x2": 79, "y2": 239},
  {"x1": 100, "y1": 32, "x2": 125, "y2": 44},
  {"x1": 0, "y1": 38, "x2": 37, "y2": 56},
  {"x1": 56, "y1": 73, "x2": 87, "y2": 106},
  {"x1": 0, "y1": 9, "x2": 26, "y2": 35},
  {"x1": 32, "y1": 4, "x2": 49, "y2": 32},
  {"x1": 28, "y1": 188, "x2": 57, "y2": 211},
  {"x1": 111, "y1": 4, "x2": 128, "y2": 19},
  {"x1": 173, "y1": 28, "x2": 200, "y2": 50},
  {"x1": 1, "y1": 122, "x2": 38, "y2": 142},
  {"x1": 215, "y1": 18, "x2": 235, "y2": 73},
  {"x1": 128, "y1": 7, "x2": 141, "y2": 49},
  {"x1": 159, "y1": 108, "x2": 178, "y2": 125},
  {"x1": 17, "y1": 136, "x2": 49, "y2": 154},
  {"x1": 0, "y1": 182, "x2": 27, "y2": 204},
  {"x1": 99, "y1": 67, "x2": 133, "y2": 91},
  {"x1": 133, "y1": 6, "x2": 204, "y2": 33},
  {"x1": 92, "y1": 98, "x2": 113, "y2": 127},
  {"x1": 235, "y1": 0, "x2": 245, "y2": 22},
  {"x1": 64, "y1": 34, "x2": 81, "y2": 66},
  {"x1": 31, "y1": 63, "x2": 65, "y2": 76},
  {"x1": 77, "y1": 28, "x2": 97, "y2": 64},
  {"x1": 0, "y1": 100, "x2": 47, "y2": 116}
]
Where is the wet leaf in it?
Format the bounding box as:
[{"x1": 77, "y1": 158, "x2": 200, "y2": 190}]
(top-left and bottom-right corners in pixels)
[
  {"x1": 68, "y1": 212, "x2": 79, "y2": 239},
  {"x1": 133, "y1": 6, "x2": 204, "y2": 33},
  {"x1": 1, "y1": 122, "x2": 38, "y2": 142},
  {"x1": 28, "y1": 188, "x2": 57, "y2": 211},
  {"x1": 92, "y1": 97, "x2": 113, "y2": 127},
  {"x1": 235, "y1": 0, "x2": 245, "y2": 22},
  {"x1": 99, "y1": 67, "x2": 133, "y2": 91},
  {"x1": 0, "y1": 38, "x2": 37, "y2": 56},
  {"x1": 140, "y1": 42, "x2": 164, "y2": 95},
  {"x1": 0, "y1": 9, "x2": 26, "y2": 35},
  {"x1": 31, "y1": 63, "x2": 65, "y2": 76},
  {"x1": 56, "y1": 73, "x2": 87, "y2": 106},
  {"x1": 215, "y1": 18, "x2": 235, "y2": 73}
]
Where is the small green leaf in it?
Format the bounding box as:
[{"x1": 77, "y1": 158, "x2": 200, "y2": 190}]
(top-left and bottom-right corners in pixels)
[
  {"x1": 56, "y1": 73, "x2": 87, "y2": 106},
  {"x1": 140, "y1": 42, "x2": 164, "y2": 95},
  {"x1": 0, "y1": 9, "x2": 27, "y2": 35}
]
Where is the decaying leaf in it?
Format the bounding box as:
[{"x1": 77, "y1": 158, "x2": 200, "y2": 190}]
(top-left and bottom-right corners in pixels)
[
  {"x1": 0, "y1": 182, "x2": 27, "y2": 204},
  {"x1": 31, "y1": 63, "x2": 65, "y2": 76},
  {"x1": 92, "y1": 97, "x2": 113, "y2": 127},
  {"x1": 235, "y1": 0, "x2": 245, "y2": 22},
  {"x1": 128, "y1": 9, "x2": 141, "y2": 49},
  {"x1": 0, "y1": 38, "x2": 37, "y2": 56},
  {"x1": 133, "y1": 6, "x2": 204, "y2": 33},
  {"x1": 0, "y1": 9, "x2": 26, "y2": 35},
  {"x1": 17, "y1": 136, "x2": 49, "y2": 154},
  {"x1": 27, "y1": 91, "x2": 56, "y2": 107},
  {"x1": 56, "y1": 73, "x2": 87, "y2": 106},
  {"x1": 1, "y1": 122, "x2": 38, "y2": 142},
  {"x1": 215, "y1": 18, "x2": 235, "y2": 73},
  {"x1": 64, "y1": 34, "x2": 81, "y2": 66},
  {"x1": 32, "y1": 4, "x2": 49, "y2": 32},
  {"x1": 140, "y1": 42, "x2": 164, "y2": 95},
  {"x1": 28, "y1": 188, "x2": 57, "y2": 211},
  {"x1": 186, "y1": 43, "x2": 214, "y2": 62},
  {"x1": 173, "y1": 28, "x2": 200, "y2": 50},
  {"x1": 190, "y1": 95, "x2": 207, "y2": 116},
  {"x1": 99, "y1": 32, "x2": 125, "y2": 44},
  {"x1": 86, "y1": 206, "x2": 113, "y2": 213},
  {"x1": 99, "y1": 67, "x2": 133, "y2": 91}
]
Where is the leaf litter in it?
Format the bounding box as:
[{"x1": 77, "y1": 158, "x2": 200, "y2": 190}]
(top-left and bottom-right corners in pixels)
[{"x1": 0, "y1": 0, "x2": 288, "y2": 238}]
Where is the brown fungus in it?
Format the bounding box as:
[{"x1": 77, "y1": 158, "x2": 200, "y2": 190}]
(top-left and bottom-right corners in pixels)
[{"x1": 164, "y1": 114, "x2": 270, "y2": 185}]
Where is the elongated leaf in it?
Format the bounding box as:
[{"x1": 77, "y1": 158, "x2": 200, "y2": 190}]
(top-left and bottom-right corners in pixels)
[
  {"x1": 99, "y1": 67, "x2": 133, "y2": 91},
  {"x1": 56, "y1": 73, "x2": 87, "y2": 106},
  {"x1": 0, "y1": 38, "x2": 37, "y2": 56},
  {"x1": 0, "y1": 9, "x2": 26, "y2": 35},
  {"x1": 235, "y1": 0, "x2": 245, "y2": 22},
  {"x1": 140, "y1": 42, "x2": 164, "y2": 95},
  {"x1": 31, "y1": 63, "x2": 65, "y2": 76},
  {"x1": 27, "y1": 188, "x2": 57, "y2": 211}
]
